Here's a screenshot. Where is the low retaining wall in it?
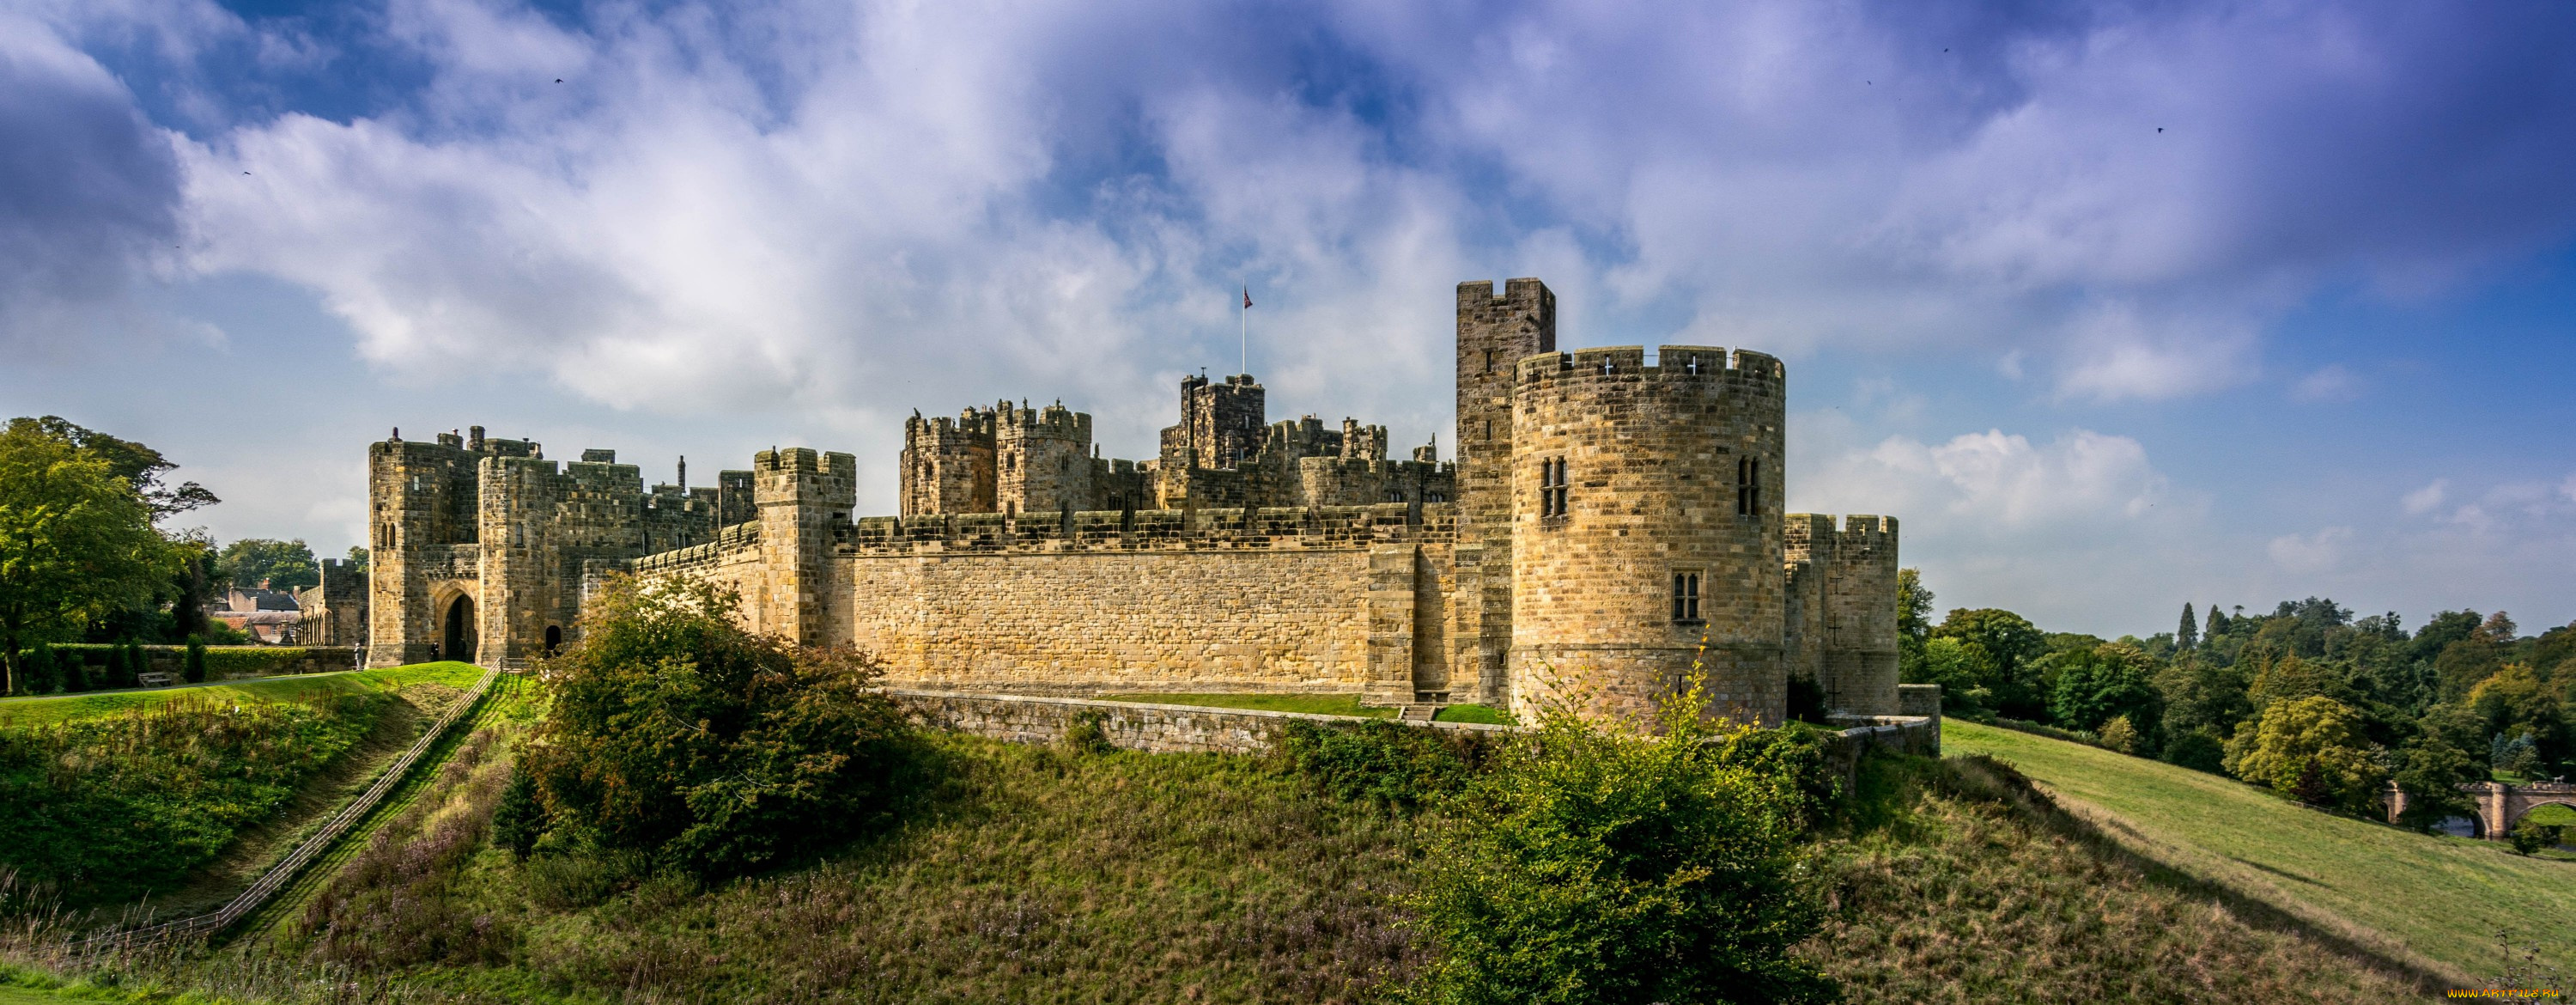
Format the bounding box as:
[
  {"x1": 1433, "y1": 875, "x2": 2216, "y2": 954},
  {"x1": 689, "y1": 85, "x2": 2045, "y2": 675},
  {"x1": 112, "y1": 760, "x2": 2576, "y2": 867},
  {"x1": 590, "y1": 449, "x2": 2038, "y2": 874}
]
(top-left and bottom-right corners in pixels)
[
  {"x1": 888, "y1": 690, "x2": 1509, "y2": 754},
  {"x1": 888, "y1": 690, "x2": 1941, "y2": 780}
]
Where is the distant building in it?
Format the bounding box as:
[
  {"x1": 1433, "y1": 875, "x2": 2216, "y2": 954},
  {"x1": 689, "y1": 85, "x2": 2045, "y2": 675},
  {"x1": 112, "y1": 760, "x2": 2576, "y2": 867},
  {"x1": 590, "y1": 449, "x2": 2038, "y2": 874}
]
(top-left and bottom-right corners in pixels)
[
  {"x1": 213, "y1": 582, "x2": 304, "y2": 643},
  {"x1": 296, "y1": 558, "x2": 369, "y2": 647}
]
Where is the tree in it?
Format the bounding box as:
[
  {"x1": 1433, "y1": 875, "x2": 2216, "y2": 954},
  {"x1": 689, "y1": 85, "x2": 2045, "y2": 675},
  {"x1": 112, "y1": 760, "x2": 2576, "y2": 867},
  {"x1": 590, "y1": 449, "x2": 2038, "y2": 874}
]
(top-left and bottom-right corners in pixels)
[
  {"x1": 1402, "y1": 674, "x2": 1836, "y2": 1004},
  {"x1": 216, "y1": 538, "x2": 321, "y2": 591},
  {"x1": 2223, "y1": 696, "x2": 2389, "y2": 813},
  {"x1": 184, "y1": 638, "x2": 207, "y2": 684},
  {"x1": 344, "y1": 545, "x2": 370, "y2": 571},
  {"x1": 2205, "y1": 605, "x2": 2228, "y2": 642},
  {"x1": 2391, "y1": 739, "x2": 2482, "y2": 833},
  {"x1": 519, "y1": 574, "x2": 914, "y2": 876},
  {"x1": 1905, "y1": 636, "x2": 1994, "y2": 714},
  {"x1": 2048, "y1": 643, "x2": 2161, "y2": 737},
  {"x1": 1934, "y1": 608, "x2": 2048, "y2": 718},
  {"x1": 2177, "y1": 602, "x2": 2198, "y2": 651},
  {"x1": 3, "y1": 417, "x2": 218, "y2": 521},
  {"x1": 0, "y1": 423, "x2": 174, "y2": 694},
  {"x1": 1894, "y1": 568, "x2": 1935, "y2": 685}
]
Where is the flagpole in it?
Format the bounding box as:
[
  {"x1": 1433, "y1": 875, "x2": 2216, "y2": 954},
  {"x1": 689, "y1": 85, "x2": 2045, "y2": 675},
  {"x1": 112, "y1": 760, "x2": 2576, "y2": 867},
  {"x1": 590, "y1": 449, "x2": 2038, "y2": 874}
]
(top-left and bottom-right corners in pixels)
[{"x1": 1239, "y1": 285, "x2": 1248, "y2": 377}]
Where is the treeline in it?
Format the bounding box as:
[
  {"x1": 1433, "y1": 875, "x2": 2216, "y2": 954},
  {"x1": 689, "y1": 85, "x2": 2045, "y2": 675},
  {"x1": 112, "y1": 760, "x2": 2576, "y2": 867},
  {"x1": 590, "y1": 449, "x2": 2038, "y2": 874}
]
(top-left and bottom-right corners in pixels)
[
  {"x1": 0, "y1": 415, "x2": 368, "y2": 695},
  {"x1": 1897, "y1": 570, "x2": 2573, "y2": 839}
]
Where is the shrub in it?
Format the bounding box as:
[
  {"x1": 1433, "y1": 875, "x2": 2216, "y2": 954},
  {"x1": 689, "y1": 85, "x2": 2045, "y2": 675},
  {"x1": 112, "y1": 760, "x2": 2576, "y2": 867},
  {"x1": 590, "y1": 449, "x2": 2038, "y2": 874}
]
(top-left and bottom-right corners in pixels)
[
  {"x1": 2507, "y1": 824, "x2": 2562, "y2": 856},
  {"x1": 1058, "y1": 710, "x2": 1115, "y2": 755},
  {"x1": 1784, "y1": 674, "x2": 1826, "y2": 724},
  {"x1": 1277, "y1": 718, "x2": 1489, "y2": 811},
  {"x1": 1710, "y1": 722, "x2": 1844, "y2": 833},
  {"x1": 15, "y1": 645, "x2": 56, "y2": 695},
  {"x1": 1400, "y1": 676, "x2": 1835, "y2": 1004},
  {"x1": 492, "y1": 765, "x2": 548, "y2": 860},
  {"x1": 519, "y1": 574, "x2": 914, "y2": 877},
  {"x1": 183, "y1": 638, "x2": 207, "y2": 683},
  {"x1": 59, "y1": 651, "x2": 88, "y2": 693}
]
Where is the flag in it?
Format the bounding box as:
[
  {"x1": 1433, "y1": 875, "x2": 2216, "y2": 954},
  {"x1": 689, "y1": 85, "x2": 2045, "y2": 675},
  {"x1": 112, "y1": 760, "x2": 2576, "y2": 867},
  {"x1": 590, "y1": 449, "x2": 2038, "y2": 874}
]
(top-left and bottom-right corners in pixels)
[{"x1": 1242, "y1": 287, "x2": 1253, "y2": 309}]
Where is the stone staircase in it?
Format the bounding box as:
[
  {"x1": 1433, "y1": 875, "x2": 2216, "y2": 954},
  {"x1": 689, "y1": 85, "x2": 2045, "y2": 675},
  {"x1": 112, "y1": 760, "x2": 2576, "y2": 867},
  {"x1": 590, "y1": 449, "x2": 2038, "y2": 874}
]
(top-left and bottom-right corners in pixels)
[{"x1": 1399, "y1": 704, "x2": 1439, "y2": 722}]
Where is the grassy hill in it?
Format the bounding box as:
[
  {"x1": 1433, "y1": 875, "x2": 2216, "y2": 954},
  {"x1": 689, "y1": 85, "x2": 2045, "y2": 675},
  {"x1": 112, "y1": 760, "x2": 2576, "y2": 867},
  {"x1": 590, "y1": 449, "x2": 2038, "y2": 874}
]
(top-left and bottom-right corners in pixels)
[{"x1": 1943, "y1": 718, "x2": 2575, "y2": 981}]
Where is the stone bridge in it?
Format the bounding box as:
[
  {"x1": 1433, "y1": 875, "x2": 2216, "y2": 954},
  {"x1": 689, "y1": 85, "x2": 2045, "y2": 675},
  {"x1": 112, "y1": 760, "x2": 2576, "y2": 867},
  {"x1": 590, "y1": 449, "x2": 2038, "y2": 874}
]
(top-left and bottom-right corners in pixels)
[{"x1": 2387, "y1": 780, "x2": 2576, "y2": 840}]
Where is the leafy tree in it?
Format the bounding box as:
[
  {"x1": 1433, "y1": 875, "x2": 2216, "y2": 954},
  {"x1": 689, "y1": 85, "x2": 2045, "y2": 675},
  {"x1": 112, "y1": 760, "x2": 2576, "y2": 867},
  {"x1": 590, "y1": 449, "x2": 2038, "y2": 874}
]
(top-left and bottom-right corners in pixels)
[
  {"x1": 344, "y1": 545, "x2": 370, "y2": 571},
  {"x1": 2246, "y1": 654, "x2": 2343, "y2": 712},
  {"x1": 0, "y1": 423, "x2": 174, "y2": 694},
  {"x1": 1401, "y1": 674, "x2": 1835, "y2": 1005},
  {"x1": 2177, "y1": 602, "x2": 2198, "y2": 651},
  {"x1": 216, "y1": 538, "x2": 321, "y2": 591},
  {"x1": 2223, "y1": 696, "x2": 2389, "y2": 813},
  {"x1": 2507, "y1": 824, "x2": 2563, "y2": 856},
  {"x1": 2047, "y1": 643, "x2": 2160, "y2": 737},
  {"x1": 2098, "y1": 715, "x2": 2141, "y2": 755},
  {"x1": 3, "y1": 417, "x2": 218, "y2": 520},
  {"x1": 1934, "y1": 608, "x2": 2048, "y2": 718},
  {"x1": 2391, "y1": 739, "x2": 2482, "y2": 833},
  {"x1": 2160, "y1": 728, "x2": 2227, "y2": 774},
  {"x1": 1894, "y1": 567, "x2": 1934, "y2": 684},
  {"x1": 519, "y1": 574, "x2": 914, "y2": 877},
  {"x1": 493, "y1": 769, "x2": 547, "y2": 861},
  {"x1": 2205, "y1": 605, "x2": 2228, "y2": 643},
  {"x1": 2154, "y1": 656, "x2": 2251, "y2": 743},
  {"x1": 1906, "y1": 636, "x2": 1993, "y2": 714}
]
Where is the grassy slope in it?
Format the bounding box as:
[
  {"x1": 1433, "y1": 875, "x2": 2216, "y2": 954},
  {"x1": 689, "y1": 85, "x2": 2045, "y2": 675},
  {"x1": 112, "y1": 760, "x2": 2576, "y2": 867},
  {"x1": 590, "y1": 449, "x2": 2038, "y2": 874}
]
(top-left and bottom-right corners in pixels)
[
  {"x1": 375, "y1": 733, "x2": 1428, "y2": 1004},
  {"x1": 1801, "y1": 755, "x2": 2421, "y2": 1002},
  {"x1": 1943, "y1": 718, "x2": 2575, "y2": 980},
  {"x1": 0, "y1": 663, "x2": 482, "y2": 728}
]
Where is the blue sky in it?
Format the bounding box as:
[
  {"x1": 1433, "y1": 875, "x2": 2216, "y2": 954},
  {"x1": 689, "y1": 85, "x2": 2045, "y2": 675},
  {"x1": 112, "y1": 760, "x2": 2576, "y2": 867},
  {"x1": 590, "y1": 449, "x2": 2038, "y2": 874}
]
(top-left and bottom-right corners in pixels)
[{"x1": 4, "y1": 0, "x2": 2573, "y2": 638}]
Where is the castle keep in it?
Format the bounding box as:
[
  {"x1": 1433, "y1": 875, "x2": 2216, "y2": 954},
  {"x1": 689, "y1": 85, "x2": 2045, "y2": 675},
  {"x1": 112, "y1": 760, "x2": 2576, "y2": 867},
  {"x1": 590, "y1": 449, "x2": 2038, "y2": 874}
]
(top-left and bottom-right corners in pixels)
[{"x1": 368, "y1": 278, "x2": 1903, "y2": 723}]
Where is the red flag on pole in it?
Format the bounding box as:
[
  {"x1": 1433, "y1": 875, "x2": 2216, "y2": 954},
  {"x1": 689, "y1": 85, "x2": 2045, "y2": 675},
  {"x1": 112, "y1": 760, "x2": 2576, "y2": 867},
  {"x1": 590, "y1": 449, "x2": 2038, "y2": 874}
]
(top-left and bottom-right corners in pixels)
[{"x1": 1243, "y1": 287, "x2": 1253, "y2": 309}]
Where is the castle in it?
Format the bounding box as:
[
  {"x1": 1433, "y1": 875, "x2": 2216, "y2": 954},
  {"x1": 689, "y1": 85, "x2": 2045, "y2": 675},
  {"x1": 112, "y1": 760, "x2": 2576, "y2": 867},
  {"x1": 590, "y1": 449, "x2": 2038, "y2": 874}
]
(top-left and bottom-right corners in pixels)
[{"x1": 366, "y1": 278, "x2": 1902, "y2": 723}]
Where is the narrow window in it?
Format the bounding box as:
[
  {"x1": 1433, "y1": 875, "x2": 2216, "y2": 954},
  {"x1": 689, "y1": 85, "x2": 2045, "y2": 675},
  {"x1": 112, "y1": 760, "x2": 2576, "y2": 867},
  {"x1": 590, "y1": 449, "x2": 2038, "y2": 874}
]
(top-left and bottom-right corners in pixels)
[
  {"x1": 1483, "y1": 419, "x2": 1492, "y2": 441},
  {"x1": 1672, "y1": 571, "x2": 1702, "y2": 622},
  {"x1": 1539, "y1": 457, "x2": 1569, "y2": 517},
  {"x1": 1484, "y1": 349, "x2": 1494, "y2": 373},
  {"x1": 1736, "y1": 458, "x2": 1762, "y2": 516}
]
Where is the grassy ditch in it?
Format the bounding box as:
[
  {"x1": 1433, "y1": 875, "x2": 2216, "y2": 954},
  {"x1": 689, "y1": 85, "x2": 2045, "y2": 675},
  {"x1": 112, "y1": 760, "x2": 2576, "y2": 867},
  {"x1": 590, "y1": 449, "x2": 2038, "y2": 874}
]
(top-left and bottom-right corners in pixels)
[{"x1": 1943, "y1": 717, "x2": 2575, "y2": 982}]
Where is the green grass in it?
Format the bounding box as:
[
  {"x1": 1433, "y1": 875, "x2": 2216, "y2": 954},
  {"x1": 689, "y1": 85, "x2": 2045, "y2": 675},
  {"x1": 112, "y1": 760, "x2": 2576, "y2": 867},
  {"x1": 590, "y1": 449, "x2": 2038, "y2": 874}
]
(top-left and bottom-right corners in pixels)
[
  {"x1": 1099, "y1": 691, "x2": 1396, "y2": 718},
  {"x1": 1943, "y1": 718, "x2": 2576, "y2": 980},
  {"x1": 0, "y1": 662, "x2": 482, "y2": 728},
  {"x1": 1431, "y1": 704, "x2": 1510, "y2": 725},
  {"x1": 2524, "y1": 802, "x2": 2576, "y2": 827}
]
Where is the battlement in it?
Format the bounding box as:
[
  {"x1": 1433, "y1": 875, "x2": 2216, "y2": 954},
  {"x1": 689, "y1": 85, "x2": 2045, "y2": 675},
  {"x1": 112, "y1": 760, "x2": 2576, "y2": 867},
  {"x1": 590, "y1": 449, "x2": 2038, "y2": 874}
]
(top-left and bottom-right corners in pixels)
[
  {"x1": 1835, "y1": 515, "x2": 1895, "y2": 541},
  {"x1": 999, "y1": 400, "x2": 1091, "y2": 442},
  {"x1": 756, "y1": 447, "x2": 857, "y2": 476},
  {"x1": 835, "y1": 502, "x2": 1455, "y2": 556},
  {"x1": 1514, "y1": 345, "x2": 1785, "y2": 389}
]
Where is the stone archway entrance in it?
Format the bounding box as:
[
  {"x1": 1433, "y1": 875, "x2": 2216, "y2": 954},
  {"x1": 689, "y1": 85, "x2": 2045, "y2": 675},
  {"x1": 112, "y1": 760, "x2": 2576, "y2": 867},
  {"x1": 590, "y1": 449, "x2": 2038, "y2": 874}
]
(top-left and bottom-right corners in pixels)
[{"x1": 442, "y1": 595, "x2": 477, "y2": 664}]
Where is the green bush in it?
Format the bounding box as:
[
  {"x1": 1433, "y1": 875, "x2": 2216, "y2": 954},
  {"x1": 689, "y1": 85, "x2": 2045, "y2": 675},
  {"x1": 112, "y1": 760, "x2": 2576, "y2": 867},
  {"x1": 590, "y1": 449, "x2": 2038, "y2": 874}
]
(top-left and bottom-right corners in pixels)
[
  {"x1": 0, "y1": 692, "x2": 384, "y2": 903},
  {"x1": 183, "y1": 638, "x2": 207, "y2": 683},
  {"x1": 2508, "y1": 824, "x2": 2563, "y2": 856},
  {"x1": 519, "y1": 574, "x2": 915, "y2": 877},
  {"x1": 1057, "y1": 710, "x2": 1115, "y2": 755},
  {"x1": 1710, "y1": 721, "x2": 1844, "y2": 833},
  {"x1": 1400, "y1": 678, "x2": 1835, "y2": 1004},
  {"x1": 60, "y1": 651, "x2": 88, "y2": 693},
  {"x1": 14, "y1": 645, "x2": 57, "y2": 695},
  {"x1": 492, "y1": 765, "x2": 547, "y2": 860},
  {"x1": 1277, "y1": 717, "x2": 1490, "y2": 810}
]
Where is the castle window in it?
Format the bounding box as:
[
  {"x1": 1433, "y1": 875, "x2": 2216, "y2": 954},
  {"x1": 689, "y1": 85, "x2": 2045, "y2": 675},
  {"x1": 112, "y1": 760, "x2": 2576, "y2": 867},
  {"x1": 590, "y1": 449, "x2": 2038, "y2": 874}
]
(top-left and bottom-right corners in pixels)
[
  {"x1": 1539, "y1": 457, "x2": 1569, "y2": 517},
  {"x1": 1484, "y1": 349, "x2": 1494, "y2": 373},
  {"x1": 1736, "y1": 458, "x2": 1761, "y2": 516},
  {"x1": 1672, "y1": 571, "x2": 1702, "y2": 623}
]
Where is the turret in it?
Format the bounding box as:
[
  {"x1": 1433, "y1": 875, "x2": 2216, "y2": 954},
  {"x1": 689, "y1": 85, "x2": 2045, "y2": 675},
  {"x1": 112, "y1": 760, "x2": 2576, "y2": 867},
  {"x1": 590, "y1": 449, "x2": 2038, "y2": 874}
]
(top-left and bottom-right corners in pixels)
[
  {"x1": 1507, "y1": 345, "x2": 1788, "y2": 727},
  {"x1": 756, "y1": 448, "x2": 858, "y2": 647},
  {"x1": 997, "y1": 400, "x2": 1096, "y2": 516},
  {"x1": 1455, "y1": 278, "x2": 1554, "y2": 543}
]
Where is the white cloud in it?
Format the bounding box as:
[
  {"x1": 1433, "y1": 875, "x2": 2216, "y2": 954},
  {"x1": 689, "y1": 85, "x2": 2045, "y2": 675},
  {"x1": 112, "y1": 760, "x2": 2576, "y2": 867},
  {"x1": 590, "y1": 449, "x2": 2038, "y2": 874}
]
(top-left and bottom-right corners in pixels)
[
  {"x1": 2402, "y1": 479, "x2": 2447, "y2": 515},
  {"x1": 2268, "y1": 526, "x2": 2352, "y2": 575},
  {"x1": 1814, "y1": 427, "x2": 2172, "y2": 527},
  {"x1": 2290, "y1": 363, "x2": 2362, "y2": 403}
]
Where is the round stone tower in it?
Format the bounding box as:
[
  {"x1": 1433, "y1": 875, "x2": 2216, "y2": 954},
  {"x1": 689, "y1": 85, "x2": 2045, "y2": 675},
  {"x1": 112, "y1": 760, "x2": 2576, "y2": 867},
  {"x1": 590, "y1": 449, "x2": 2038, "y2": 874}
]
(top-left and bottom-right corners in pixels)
[{"x1": 1507, "y1": 345, "x2": 1788, "y2": 727}]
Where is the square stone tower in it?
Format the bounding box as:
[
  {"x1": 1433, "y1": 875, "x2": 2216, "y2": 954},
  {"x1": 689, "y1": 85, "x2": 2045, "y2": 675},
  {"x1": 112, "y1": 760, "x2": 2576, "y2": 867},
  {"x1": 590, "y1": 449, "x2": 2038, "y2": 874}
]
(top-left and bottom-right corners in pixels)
[{"x1": 1455, "y1": 278, "x2": 1554, "y2": 544}]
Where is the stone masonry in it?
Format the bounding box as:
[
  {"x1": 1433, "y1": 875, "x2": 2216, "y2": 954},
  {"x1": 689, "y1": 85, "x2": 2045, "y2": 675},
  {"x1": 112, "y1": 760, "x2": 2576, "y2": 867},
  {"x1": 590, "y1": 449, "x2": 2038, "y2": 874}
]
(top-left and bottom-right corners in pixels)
[{"x1": 371, "y1": 278, "x2": 1909, "y2": 725}]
